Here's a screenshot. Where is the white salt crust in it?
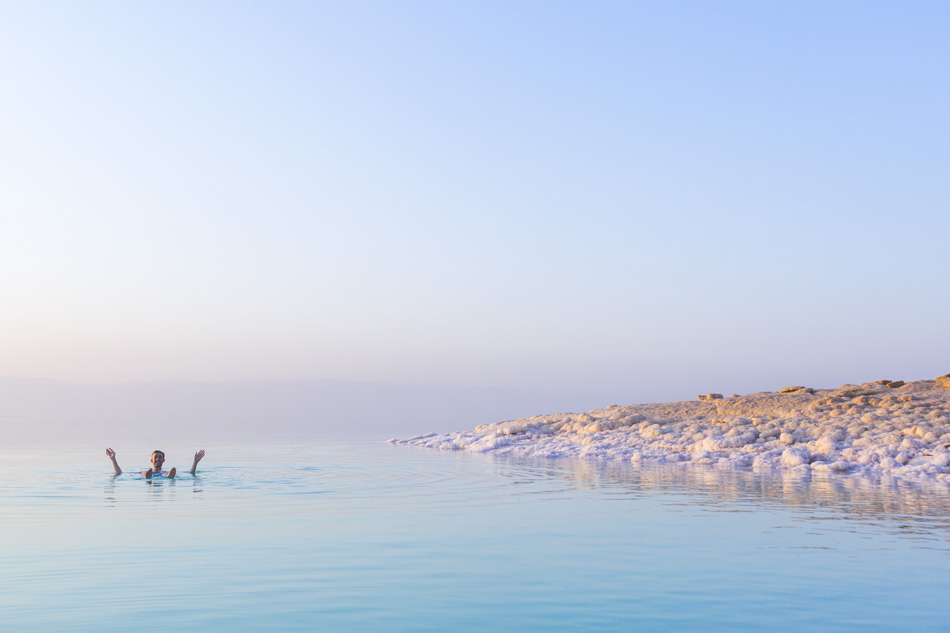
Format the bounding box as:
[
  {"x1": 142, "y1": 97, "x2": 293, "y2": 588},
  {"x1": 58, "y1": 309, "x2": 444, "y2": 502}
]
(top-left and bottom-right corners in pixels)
[{"x1": 391, "y1": 378, "x2": 950, "y2": 484}]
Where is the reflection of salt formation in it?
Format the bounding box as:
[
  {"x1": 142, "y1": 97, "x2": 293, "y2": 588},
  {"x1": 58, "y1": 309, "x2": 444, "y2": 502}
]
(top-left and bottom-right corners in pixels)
[
  {"x1": 392, "y1": 377, "x2": 950, "y2": 484},
  {"x1": 483, "y1": 456, "x2": 950, "y2": 534}
]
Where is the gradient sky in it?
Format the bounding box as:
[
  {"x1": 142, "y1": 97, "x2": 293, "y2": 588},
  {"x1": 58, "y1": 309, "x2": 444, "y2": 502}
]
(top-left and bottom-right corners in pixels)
[{"x1": 2, "y1": 1, "x2": 948, "y2": 403}]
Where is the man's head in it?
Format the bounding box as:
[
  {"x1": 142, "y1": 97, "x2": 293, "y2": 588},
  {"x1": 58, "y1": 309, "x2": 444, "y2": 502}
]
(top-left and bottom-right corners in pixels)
[{"x1": 151, "y1": 450, "x2": 165, "y2": 471}]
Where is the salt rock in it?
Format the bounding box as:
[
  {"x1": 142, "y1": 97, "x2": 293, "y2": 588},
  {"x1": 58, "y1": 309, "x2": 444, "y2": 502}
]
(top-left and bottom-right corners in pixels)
[
  {"x1": 832, "y1": 386, "x2": 878, "y2": 398},
  {"x1": 780, "y1": 386, "x2": 814, "y2": 394},
  {"x1": 781, "y1": 447, "x2": 812, "y2": 467},
  {"x1": 700, "y1": 431, "x2": 756, "y2": 451},
  {"x1": 813, "y1": 461, "x2": 851, "y2": 472},
  {"x1": 392, "y1": 375, "x2": 950, "y2": 483},
  {"x1": 706, "y1": 393, "x2": 723, "y2": 400},
  {"x1": 640, "y1": 424, "x2": 663, "y2": 439},
  {"x1": 814, "y1": 436, "x2": 837, "y2": 454}
]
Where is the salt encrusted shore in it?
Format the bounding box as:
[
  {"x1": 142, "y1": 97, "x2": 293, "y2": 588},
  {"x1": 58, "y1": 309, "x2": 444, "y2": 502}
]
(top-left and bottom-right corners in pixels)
[{"x1": 391, "y1": 375, "x2": 950, "y2": 483}]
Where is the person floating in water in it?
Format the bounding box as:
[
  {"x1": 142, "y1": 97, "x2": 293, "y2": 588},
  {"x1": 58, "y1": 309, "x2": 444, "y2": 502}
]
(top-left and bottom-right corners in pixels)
[{"x1": 105, "y1": 448, "x2": 205, "y2": 478}]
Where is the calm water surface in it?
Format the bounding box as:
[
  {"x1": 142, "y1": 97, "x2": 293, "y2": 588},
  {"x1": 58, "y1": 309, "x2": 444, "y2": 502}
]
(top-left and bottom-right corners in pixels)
[{"x1": 1, "y1": 440, "x2": 949, "y2": 631}]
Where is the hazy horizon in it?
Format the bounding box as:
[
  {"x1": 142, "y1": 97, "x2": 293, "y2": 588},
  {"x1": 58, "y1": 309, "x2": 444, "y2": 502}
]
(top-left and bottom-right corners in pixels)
[
  {"x1": 0, "y1": 375, "x2": 624, "y2": 441},
  {"x1": 3, "y1": 2, "x2": 948, "y2": 438},
  {"x1": 5, "y1": 369, "x2": 947, "y2": 443}
]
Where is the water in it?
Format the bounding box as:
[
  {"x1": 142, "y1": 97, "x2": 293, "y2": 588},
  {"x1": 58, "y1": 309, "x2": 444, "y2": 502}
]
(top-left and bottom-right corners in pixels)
[{"x1": 2, "y1": 440, "x2": 949, "y2": 631}]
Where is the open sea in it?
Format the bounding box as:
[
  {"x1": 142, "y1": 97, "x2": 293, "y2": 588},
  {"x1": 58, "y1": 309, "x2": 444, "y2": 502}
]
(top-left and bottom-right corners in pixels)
[{"x1": 2, "y1": 439, "x2": 949, "y2": 632}]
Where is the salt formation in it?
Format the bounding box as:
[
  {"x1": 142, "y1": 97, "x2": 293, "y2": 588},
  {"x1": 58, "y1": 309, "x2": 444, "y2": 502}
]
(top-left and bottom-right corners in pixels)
[{"x1": 391, "y1": 376, "x2": 950, "y2": 483}]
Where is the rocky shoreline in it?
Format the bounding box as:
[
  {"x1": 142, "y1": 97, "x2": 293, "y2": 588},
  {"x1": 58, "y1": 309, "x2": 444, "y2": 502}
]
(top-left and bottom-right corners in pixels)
[{"x1": 391, "y1": 375, "x2": 950, "y2": 483}]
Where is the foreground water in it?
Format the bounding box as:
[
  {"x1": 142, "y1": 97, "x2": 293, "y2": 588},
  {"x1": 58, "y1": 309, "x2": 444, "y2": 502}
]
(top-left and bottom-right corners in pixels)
[{"x1": 1, "y1": 440, "x2": 949, "y2": 631}]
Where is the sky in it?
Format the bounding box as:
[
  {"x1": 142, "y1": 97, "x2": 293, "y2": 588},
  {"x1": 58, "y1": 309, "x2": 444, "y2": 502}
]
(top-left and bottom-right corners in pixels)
[{"x1": 2, "y1": 1, "x2": 949, "y2": 408}]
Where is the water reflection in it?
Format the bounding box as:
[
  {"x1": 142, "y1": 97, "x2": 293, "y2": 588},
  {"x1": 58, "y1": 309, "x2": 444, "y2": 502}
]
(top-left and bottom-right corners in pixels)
[
  {"x1": 90, "y1": 443, "x2": 950, "y2": 541},
  {"x1": 3, "y1": 441, "x2": 949, "y2": 633},
  {"x1": 6, "y1": 440, "x2": 950, "y2": 543},
  {"x1": 100, "y1": 473, "x2": 206, "y2": 507},
  {"x1": 481, "y1": 454, "x2": 950, "y2": 538}
]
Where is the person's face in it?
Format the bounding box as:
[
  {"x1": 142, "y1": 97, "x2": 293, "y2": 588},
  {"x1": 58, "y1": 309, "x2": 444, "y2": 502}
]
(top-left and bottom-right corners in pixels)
[{"x1": 151, "y1": 452, "x2": 165, "y2": 470}]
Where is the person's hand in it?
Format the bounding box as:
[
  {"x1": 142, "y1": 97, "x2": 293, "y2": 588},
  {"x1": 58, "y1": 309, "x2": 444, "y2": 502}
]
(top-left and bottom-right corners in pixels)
[
  {"x1": 193, "y1": 449, "x2": 205, "y2": 464},
  {"x1": 106, "y1": 448, "x2": 122, "y2": 475}
]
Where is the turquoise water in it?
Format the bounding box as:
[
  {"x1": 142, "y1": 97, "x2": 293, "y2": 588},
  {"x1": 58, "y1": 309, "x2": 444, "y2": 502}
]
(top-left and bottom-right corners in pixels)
[{"x1": 2, "y1": 440, "x2": 949, "y2": 631}]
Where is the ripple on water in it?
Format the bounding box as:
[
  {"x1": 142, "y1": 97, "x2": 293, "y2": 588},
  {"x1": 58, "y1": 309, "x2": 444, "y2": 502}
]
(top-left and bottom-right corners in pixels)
[{"x1": 1, "y1": 440, "x2": 950, "y2": 633}]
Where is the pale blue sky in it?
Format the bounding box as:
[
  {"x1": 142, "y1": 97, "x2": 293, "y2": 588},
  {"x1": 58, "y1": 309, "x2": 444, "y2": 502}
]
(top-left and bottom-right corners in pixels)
[{"x1": 2, "y1": 1, "x2": 948, "y2": 402}]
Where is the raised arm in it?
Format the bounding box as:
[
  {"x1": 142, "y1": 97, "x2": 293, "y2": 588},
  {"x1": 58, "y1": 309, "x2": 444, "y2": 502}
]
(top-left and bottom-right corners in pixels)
[
  {"x1": 190, "y1": 449, "x2": 205, "y2": 475},
  {"x1": 105, "y1": 448, "x2": 122, "y2": 475}
]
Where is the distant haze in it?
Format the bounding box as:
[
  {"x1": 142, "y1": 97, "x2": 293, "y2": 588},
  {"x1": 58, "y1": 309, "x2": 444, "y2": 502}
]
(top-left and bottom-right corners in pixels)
[
  {"x1": 2, "y1": 3, "x2": 948, "y2": 426},
  {"x1": 0, "y1": 378, "x2": 618, "y2": 442}
]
